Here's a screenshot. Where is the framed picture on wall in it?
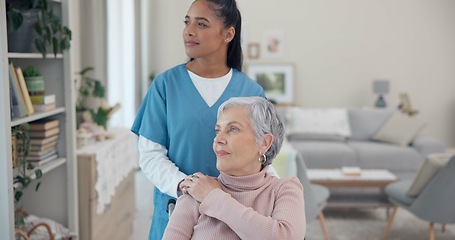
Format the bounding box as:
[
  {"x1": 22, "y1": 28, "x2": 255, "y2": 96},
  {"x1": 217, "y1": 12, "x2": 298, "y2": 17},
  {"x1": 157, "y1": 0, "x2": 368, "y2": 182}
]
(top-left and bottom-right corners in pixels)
[
  {"x1": 246, "y1": 63, "x2": 294, "y2": 104},
  {"x1": 262, "y1": 30, "x2": 284, "y2": 58}
]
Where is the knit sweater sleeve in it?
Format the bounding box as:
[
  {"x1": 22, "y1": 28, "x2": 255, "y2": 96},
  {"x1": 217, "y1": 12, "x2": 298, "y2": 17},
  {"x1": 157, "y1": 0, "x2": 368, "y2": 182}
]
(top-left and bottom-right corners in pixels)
[
  {"x1": 162, "y1": 195, "x2": 200, "y2": 239},
  {"x1": 199, "y1": 177, "x2": 306, "y2": 240}
]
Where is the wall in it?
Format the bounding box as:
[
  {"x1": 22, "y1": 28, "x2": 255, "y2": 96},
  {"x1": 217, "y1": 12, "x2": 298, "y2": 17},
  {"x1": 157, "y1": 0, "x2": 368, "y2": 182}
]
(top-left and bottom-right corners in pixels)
[{"x1": 146, "y1": 0, "x2": 455, "y2": 147}]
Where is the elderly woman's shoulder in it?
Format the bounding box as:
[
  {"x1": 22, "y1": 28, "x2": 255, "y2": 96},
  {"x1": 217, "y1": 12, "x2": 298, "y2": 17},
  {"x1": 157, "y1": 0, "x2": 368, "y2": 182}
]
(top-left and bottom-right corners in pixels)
[{"x1": 270, "y1": 176, "x2": 303, "y2": 192}]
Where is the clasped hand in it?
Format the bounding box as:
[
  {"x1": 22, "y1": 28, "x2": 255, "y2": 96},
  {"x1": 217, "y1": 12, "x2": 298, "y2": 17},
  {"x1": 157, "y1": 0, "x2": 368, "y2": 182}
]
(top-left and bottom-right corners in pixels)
[{"x1": 180, "y1": 172, "x2": 221, "y2": 202}]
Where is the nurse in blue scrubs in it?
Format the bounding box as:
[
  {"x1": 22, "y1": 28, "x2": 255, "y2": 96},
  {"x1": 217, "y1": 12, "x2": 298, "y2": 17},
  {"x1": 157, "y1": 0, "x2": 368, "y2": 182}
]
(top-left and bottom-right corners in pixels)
[{"x1": 131, "y1": 0, "x2": 271, "y2": 239}]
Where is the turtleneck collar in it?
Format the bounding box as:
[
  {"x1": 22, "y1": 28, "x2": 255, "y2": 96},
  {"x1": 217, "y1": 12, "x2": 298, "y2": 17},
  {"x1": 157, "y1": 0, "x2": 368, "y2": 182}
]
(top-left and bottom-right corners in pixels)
[{"x1": 218, "y1": 166, "x2": 271, "y2": 191}]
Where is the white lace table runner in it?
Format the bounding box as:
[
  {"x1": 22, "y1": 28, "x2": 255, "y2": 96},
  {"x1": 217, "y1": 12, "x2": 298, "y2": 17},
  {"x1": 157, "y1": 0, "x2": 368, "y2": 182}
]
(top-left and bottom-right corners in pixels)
[{"x1": 77, "y1": 128, "x2": 138, "y2": 214}]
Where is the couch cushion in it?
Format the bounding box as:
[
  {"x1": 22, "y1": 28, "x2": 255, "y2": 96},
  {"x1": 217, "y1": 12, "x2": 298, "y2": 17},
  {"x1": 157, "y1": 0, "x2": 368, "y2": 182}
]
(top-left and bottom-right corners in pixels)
[
  {"x1": 407, "y1": 153, "x2": 453, "y2": 197},
  {"x1": 290, "y1": 141, "x2": 357, "y2": 168},
  {"x1": 372, "y1": 112, "x2": 426, "y2": 146},
  {"x1": 348, "y1": 108, "x2": 393, "y2": 141},
  {"x1": 385, "y1": 180, "x2": 415, "y2": 206},
  {"x1": 287, "y1": 133, "x2": 346, "y2": 142},
  {"x1": 349, "y1": 140, "x2": 424, "y2": 172},
  {"x1": 286, "y1": 108, "x2": 351, "y2": 137}
]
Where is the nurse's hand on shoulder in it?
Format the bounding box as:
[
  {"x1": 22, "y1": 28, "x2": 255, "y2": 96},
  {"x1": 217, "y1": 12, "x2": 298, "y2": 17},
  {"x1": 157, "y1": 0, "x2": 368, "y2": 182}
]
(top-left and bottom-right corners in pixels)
[{"x1": 182, "y1": 172, "x2": 221, "y2": 202}]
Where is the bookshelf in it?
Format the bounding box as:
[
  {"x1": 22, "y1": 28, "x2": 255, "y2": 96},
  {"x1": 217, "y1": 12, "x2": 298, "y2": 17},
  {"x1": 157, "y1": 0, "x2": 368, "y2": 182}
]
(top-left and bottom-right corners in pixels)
[{"x1": 0, "y1": 0, "x2": 78, "y2": 239}]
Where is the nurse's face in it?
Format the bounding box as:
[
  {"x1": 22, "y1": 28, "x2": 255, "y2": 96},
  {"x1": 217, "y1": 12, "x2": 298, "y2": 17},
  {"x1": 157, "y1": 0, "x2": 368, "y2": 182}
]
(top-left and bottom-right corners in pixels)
[{"x1": 183, "y1": 0, "x2": 233, "y2": 61}]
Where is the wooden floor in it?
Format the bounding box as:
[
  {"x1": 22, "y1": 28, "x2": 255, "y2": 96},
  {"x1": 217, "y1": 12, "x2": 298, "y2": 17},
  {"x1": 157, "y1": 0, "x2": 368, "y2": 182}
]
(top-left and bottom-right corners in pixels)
[{"x1": 129, "y1": 169, "x2": 154, "y2": 240}]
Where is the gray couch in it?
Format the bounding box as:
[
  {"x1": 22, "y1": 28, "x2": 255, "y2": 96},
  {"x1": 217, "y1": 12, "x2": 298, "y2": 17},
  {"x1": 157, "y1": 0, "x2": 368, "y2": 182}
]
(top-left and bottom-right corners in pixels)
[{"x1": 286, "y1": 108, "x2": 445, "y2": 180}]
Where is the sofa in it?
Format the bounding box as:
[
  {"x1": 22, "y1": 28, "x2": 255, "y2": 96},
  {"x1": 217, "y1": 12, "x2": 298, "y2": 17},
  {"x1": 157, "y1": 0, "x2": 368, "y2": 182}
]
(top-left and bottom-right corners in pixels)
[{"x1": 282, "y1": 107, "x2": 445, "y2": 181}]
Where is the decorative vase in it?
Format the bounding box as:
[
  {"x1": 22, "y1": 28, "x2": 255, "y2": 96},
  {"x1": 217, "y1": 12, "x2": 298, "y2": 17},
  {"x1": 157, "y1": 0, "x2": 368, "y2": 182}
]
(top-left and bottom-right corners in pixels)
[
  {"x1": 25, "y1": 76, "x2": 45, "y2": 95},
  {"x1": 7, "y1": 10, "x2": 39, "y2": 53}
]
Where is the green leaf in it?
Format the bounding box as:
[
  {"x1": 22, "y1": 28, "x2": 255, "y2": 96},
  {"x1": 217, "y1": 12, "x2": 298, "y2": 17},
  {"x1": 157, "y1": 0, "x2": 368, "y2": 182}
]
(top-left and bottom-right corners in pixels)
[
  {"x1": 79, "y1": 67, "x2": 94, "y2": 75},
  {"x1": 15, "y1": 191, "x2": 23, "y2": 203},
  {"x1": 52, "y1": 36, "x2": 59, "y2": 56},
  {"x1": 35, "y1": 37, "x2": 46, "y2": 58},
  {"x1": 61, "y1": 39, "x2": 71, "y2": 51},
  {"x1": 34, "y1": 21, "x2": 42, "y2": 35},
  {"x1": 6, "y1": 10, "x2": 23, "y2": 32},
  {"x1": 45, "y1": 26, "x2": 52, "y2": 43},
  {"x1": 93, "y1": 81, "x2": 106, "y2": 98},
  {"x1": 26, "y1": 162, "x2": 35, "y2": 170},
  {"x1": 35, "y1": 169, "x2": 43, "y2": 179},
  {"x1": 22, "y1": 176, "x2": 31, "y2": 188},
  {"x1": 35, "y1": 182, "x2": 41, "y2": 191}
]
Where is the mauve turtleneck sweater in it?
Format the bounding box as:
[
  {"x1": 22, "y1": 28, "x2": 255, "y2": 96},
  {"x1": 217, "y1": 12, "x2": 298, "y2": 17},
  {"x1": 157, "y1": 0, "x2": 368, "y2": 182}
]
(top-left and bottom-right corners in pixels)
[{"x1": 163, "y1": 167, "x2": 306, "y2": 239}]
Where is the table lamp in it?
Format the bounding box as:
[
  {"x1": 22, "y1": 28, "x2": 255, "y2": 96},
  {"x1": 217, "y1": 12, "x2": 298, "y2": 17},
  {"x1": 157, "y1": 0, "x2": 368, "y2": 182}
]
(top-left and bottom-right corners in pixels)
[{"x1": 373, "y1": 80, "x2": 389, "y2": 108}]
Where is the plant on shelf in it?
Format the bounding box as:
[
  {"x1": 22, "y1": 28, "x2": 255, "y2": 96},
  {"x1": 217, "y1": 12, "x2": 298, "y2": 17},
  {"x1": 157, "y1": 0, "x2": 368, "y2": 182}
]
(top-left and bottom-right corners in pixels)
[
  {"x1": 11, "y1": 123, "x2": 42, "y2": 226},
  {"x1": 77, "y1": 67, "x2": 114, "y2": 129},
  {"x1": 22, "y1": 65, "x2": 45, "y2": 95},
  {"x1": 76, "y1": 67, "x2": 105, "y2": 112},
  {"x1": 6, "y1": 0, "x2": 72, "y2": 58},
  {"x1": 22, "y1": 65, "x2": 42, "y2": 78}
]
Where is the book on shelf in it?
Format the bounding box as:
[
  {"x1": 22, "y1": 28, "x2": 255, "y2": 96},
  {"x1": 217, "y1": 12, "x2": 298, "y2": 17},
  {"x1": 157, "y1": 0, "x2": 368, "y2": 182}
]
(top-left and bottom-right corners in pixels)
[
  {"x1": 29, "y1": 135, "x2": 59, "y2": 146},
  {"x1": 29, "y1": 126, "x2": 60, "y2": 138},
  {"x1": 30, "y1": 94, "x2": 56, "y2": 105},
  {"x1": 29, "y1": 119, "x2": 59, "y2": 131},
  {"x1": 27, "y1": 147, "x2": 57, "y2": 158},
  {"x1": 9, "y1": 63, "x2": 26, "y2": 118},
  {"x1": 26, "y1": 150, "x2": 58, "y2": 162},
  {"x1": 27, "y1": 153, "x2": 58, "y2": 167},
  {"x1": 30, "y1": 141, "x2": 58, "y2": 152},
  {"x1": 15, "y1": 67, "x2": 35, "y2": 115},
  {"x1": 33, "y1": 102, "x2": 57, "y2": 113}
]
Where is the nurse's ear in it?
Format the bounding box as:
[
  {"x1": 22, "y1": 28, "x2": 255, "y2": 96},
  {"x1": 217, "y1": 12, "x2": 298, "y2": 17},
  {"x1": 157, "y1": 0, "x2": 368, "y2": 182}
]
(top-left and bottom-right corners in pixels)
[{"x1": 224, "y1": 27, "x2": 235, "y2": 43}]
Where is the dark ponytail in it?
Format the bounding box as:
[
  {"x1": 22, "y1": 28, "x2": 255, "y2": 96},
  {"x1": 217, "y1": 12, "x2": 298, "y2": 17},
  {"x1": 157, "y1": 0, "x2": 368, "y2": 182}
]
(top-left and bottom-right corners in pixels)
[{"x1": 206, "y1": 0, "x2": 243, "y2": 71}]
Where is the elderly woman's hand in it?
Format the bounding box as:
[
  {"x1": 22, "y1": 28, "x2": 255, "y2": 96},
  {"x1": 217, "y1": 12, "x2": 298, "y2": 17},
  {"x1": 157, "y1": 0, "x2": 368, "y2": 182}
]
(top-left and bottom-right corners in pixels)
[{"x1": 182, "y1": 172, "x2": 221, "y2": 202}]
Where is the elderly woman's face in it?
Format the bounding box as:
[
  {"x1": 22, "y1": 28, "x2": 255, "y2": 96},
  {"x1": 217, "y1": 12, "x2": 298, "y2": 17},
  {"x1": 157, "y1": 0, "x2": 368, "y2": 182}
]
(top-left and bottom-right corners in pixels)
[{"x1": 213, "y1": 106, "x2": 262, "y2": 176}]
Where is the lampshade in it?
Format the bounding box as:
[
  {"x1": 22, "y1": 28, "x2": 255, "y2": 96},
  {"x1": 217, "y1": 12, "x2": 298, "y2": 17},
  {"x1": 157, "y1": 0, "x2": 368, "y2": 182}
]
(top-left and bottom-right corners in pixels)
[{"x1": 373, "y1": 80, "x2": 389, "y2": 94}]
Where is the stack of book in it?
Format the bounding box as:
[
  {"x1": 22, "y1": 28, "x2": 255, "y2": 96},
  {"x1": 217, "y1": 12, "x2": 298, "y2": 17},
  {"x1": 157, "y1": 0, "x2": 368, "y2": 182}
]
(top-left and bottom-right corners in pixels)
[
  {"x1": 30, "y1": 94, "x2": 56, "y2": 113},
  {"x1": 27, "y1": 119, "x2": 60, "y2": 166}
]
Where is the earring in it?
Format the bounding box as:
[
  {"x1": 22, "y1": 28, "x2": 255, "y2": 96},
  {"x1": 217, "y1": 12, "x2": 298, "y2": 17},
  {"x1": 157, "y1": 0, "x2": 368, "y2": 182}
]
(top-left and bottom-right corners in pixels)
[{"x1": 258, "y1": 154, "x2": 266, "y2": 164}]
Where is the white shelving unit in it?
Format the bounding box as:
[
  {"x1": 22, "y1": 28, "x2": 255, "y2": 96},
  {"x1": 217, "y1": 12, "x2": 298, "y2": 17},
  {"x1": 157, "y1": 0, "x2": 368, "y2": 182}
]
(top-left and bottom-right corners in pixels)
[{"x1": 0, "y1": 0, "x2": 78, "y2": 239}]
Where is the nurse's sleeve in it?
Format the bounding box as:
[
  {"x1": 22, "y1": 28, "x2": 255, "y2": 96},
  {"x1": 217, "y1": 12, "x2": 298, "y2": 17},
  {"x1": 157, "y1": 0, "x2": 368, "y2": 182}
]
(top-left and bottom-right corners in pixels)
[{"x1": 138, "y1": 136, "x2": 186, "y2": 198}]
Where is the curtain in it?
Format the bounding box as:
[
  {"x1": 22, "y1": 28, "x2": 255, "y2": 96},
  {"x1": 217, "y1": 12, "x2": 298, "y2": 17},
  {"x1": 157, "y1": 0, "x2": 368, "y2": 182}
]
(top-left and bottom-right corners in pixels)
[{"x1": 106, "y1": 0, "x2": 136, "y2": 128}]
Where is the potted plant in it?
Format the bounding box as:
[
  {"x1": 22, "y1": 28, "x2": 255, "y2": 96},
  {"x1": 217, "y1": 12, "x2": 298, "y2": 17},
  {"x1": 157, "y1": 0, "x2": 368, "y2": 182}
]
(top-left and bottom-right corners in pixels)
[
  {"x1": 76, "y1": 67, "x2": 105, "y2": 112},
  {"x1": 76, "y1": 67, "x2": 106, "y2": 127},
  {"x1": 6, "y1": 0, "x2": 72, "y2": 58},
  {"x1": 23, "y1": 66, "x2": 45, "y2": 95},
  {"x1": 11, "y1": 123, "x2": 42, "y2": 226}
]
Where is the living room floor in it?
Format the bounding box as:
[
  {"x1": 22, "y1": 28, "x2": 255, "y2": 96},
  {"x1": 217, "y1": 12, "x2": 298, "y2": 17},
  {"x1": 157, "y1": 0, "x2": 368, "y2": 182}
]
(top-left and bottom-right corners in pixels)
[
  {"x1": 129, "y1": 169, "x2": 455, "y2": 240},
  {"x1": 130, "y1": 169, "x2": 154, "y2": 240}
]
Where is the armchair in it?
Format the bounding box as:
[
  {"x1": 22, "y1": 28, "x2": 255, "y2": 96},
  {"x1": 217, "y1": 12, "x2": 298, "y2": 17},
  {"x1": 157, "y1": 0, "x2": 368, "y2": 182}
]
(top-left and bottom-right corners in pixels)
[
  {"x1": 382, "y1": 154, "x2": 455, "y2": 240},
  {"x1": 295, "y1": 152, "x2": 331, "y2": 240}
]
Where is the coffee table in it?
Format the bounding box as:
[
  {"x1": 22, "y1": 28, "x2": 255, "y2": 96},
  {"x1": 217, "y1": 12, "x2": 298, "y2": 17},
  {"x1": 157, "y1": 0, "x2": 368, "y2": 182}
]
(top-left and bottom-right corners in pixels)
[{"x1": 307, "y1": 169, "x2": 398, "y2": 209}]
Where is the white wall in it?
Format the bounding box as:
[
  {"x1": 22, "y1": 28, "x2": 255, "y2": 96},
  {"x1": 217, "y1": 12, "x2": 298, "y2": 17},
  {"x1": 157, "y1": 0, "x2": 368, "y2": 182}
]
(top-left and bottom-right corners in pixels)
[{"x1": 146, "y1": 0, "x2": 455, "y2": 147}]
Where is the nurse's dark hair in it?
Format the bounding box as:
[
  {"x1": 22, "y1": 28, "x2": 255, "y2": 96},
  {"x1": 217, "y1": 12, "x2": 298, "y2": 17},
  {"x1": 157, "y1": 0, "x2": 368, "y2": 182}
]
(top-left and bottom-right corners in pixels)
[{"x1": 202, "y1": 0, "x2": 243, "y2": 71}]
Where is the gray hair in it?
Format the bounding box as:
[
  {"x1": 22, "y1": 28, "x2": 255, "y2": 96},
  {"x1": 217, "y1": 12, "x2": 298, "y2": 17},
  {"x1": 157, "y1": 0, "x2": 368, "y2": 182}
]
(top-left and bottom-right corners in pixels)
[{"x1": 217, "y1": 97, "x2": 284, "y2": 166}]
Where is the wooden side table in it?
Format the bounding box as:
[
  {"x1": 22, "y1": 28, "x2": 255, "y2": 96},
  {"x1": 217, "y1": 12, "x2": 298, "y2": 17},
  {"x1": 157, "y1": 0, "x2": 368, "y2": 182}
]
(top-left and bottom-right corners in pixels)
[{"x1": 307, "y1": 169, "x2": 398, "y2": 209}]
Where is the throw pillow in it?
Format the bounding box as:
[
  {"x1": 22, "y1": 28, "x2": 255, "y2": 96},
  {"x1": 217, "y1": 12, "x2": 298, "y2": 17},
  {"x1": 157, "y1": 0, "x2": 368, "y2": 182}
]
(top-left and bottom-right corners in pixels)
[
  {"x1": 372, "y1": 112, "x2": 426, "y2": 146},
  {"x1": 286, "y1": 108, "x2": 351, "y2": 137},
  {"x1": 407, "y1": 153, "x2": 453, "y2": 197}
]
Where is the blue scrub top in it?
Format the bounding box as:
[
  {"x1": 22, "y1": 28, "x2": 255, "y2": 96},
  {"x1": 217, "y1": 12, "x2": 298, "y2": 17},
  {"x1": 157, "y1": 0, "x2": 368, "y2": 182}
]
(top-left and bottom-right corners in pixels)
[{"x1": 131, "y1": 63, "x2": 265, "y2": 239}]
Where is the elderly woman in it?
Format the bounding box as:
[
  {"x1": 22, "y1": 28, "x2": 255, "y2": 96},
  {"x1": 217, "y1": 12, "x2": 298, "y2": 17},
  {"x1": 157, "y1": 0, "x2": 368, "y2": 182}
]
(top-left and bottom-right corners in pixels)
[{"x1": 163, "y1": 97, "x2": 306, "y2": 240}]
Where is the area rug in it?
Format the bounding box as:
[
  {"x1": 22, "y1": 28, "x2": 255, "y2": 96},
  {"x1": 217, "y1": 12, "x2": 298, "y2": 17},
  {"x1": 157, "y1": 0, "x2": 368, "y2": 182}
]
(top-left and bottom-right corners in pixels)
[{"x1": 305, "y1": 208, "x2": 455, "y2": 240}]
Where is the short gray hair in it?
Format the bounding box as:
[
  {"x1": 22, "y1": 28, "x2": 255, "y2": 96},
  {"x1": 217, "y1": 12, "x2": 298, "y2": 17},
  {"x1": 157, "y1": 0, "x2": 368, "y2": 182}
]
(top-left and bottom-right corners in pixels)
[{"x1": 217, "y1": 97, "x2": 284, "y2": 166}]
